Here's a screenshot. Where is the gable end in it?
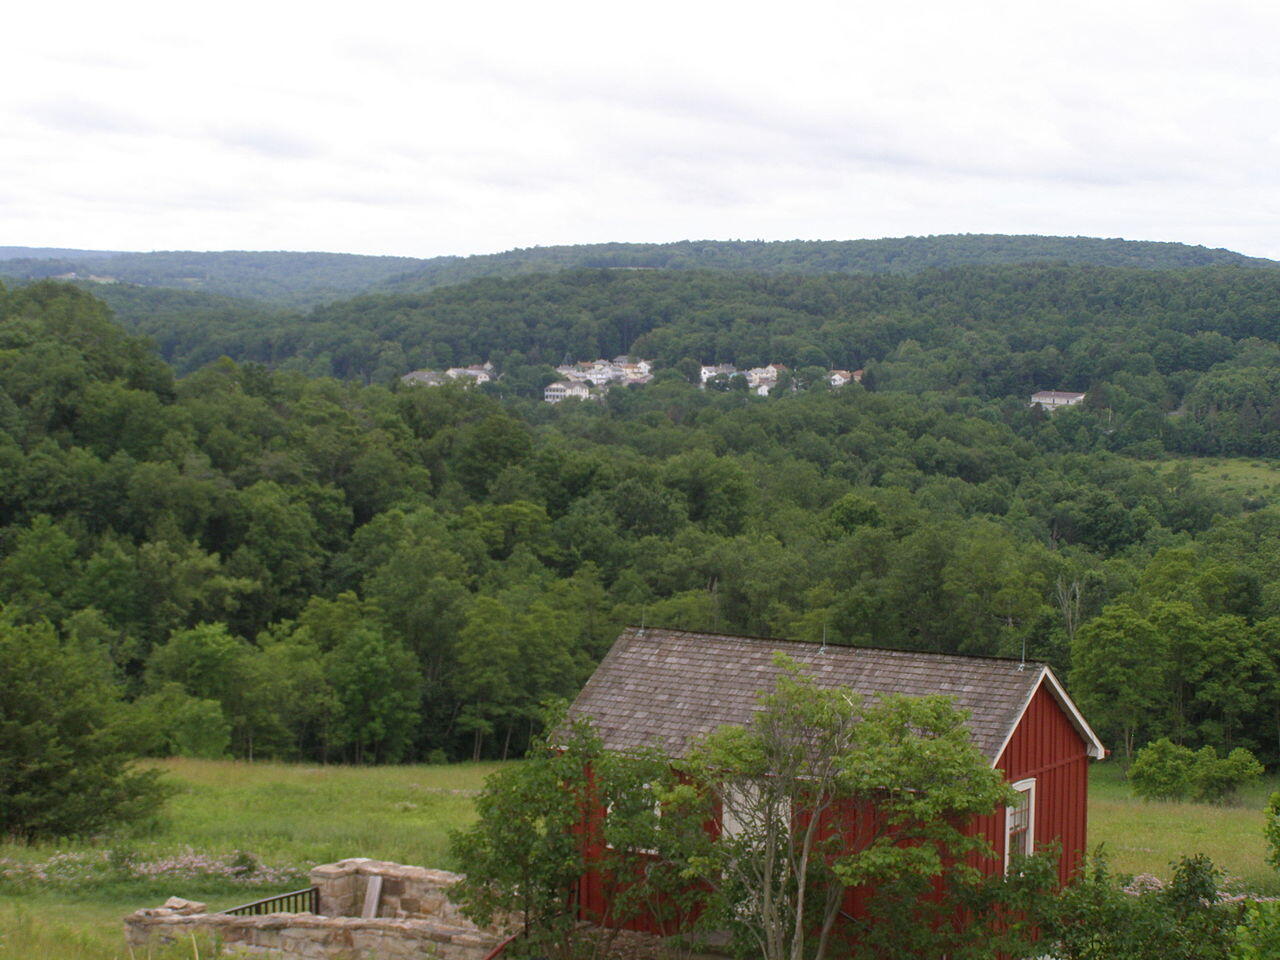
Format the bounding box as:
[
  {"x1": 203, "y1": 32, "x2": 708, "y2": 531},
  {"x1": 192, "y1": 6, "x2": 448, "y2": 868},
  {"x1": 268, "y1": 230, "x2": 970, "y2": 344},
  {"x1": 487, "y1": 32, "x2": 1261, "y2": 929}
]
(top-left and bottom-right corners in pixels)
[{"x1": 991, "y1": 666, "x2": 1106, "y2": 767}]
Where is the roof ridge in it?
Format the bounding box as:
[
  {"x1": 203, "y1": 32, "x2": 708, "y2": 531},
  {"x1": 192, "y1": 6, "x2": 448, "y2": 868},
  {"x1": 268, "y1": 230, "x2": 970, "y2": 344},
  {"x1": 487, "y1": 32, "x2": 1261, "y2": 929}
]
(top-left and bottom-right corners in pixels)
[{"x1": 621, "y1": 625, "x2": 1049, "y2": 668}]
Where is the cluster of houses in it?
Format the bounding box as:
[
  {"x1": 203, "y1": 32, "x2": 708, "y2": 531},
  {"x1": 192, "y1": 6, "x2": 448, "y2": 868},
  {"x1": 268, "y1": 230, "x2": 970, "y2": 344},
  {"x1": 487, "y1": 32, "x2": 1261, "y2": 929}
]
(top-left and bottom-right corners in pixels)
[
  {"x1": 399, "y1": 356, "x2": 872, "y2": 403},
  {"x1": 51, "y1": 271, "x2": 118, "y2": 284},
  {"x1": 400, "y1": 363, "x2": 495, "y2": 388},
  {"x1": 700, "y1": 363, "x2": 863, "y2": 396},
  {"x1": 544, "y1": 357, "x2": 653, "y2": 403},
  {"x1": 1029, "y1": 390, "x2": 1086, "y2": 410}
]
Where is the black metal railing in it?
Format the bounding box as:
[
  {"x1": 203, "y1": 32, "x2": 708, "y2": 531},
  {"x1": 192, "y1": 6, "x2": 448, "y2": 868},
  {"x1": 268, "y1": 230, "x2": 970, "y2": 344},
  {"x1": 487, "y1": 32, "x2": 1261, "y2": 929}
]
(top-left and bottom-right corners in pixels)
[{"x1": 222, "y1": 886, "x2": 319, "y2": 916}]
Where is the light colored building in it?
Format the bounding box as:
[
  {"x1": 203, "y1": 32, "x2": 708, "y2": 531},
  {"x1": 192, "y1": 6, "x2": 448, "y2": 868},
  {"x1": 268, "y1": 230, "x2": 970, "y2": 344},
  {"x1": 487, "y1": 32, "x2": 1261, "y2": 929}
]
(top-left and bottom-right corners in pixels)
[
  {"x1": 1030, "y1": 390, "x2": 1086, "y2": 410},
  {"x1": 829, "y1": 370, "x2": 854, "y2": 387},
  {"x1": 544, "y1": 381, "x2": 592, "y2": 403},
  {"x1": 700, "y1": 363, "x2": 737, "y2": 384},
  {"x1": 745, "y1": 364, "x2": 785, "y2": 396},
  {"x1": 445, "y1": 363, "x2": 494, "y2": 385},
  {"x1": 400, "y1": 369, "x2": 449, "y2": 387},
  {"x1": 558, "y1": 357, "x2": 656, "y2": 389}
]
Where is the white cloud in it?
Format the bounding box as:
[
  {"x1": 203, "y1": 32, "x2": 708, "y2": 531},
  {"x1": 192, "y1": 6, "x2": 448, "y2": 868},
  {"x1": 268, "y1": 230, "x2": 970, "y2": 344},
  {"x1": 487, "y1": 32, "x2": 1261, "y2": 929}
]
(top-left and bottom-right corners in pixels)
[{"x1": 1, "y1": 0, "x2": 1279, "y2": 257}]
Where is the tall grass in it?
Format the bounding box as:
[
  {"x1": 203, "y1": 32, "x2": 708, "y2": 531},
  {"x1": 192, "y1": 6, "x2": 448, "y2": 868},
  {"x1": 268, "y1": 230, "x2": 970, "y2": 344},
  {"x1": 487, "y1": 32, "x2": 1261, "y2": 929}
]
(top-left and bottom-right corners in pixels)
[
  {"x1": 1089, "y1": 761, "x2": 1280, "y2": 895},
  {"x1": 0, "y1": 901, "x2": 220, "y2": 959},
  {"x1": 148, "y1": 757, "x2": 502, "y2": 868},
  {"x1": 0, "y1": 759, "x2": 505, "y2": 957}
]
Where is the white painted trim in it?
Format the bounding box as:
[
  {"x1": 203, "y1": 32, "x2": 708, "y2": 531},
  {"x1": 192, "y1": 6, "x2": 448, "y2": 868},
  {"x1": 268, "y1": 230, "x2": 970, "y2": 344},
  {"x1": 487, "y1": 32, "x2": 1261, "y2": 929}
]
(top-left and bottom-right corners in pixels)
[
  {"x1": 990, "y1": 666, "x2": 1107, "y2": 767},
  {"x1": 1004, "y1": 778, "x2": 1036, "y2": 874},
  {"x1": 1041, "y1": 667, "x2": 1107, "y2": 760},
  {"x1": 720, "y1": 782, "x2": 760, "y2": 838},
  {"x1": 990, "y1": 666, "x2": 1047, "y2": 768}
]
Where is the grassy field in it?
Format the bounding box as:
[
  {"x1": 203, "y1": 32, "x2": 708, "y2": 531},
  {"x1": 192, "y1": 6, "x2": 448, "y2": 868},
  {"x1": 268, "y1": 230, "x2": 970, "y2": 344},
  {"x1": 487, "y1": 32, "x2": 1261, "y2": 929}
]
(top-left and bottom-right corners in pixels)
[
  {"x1": 1090, "y1": 761, "x2": 1279, "y2": 894},
  {"x1": 1159, "y1": 456, "x2": 1280, "y2": 502},
  {"x1": 3, "y1": 758, "x2": 1277, "y2": 957},
  {"x1": 0, "y1": 759, "x2": 502, "y2": 960}
]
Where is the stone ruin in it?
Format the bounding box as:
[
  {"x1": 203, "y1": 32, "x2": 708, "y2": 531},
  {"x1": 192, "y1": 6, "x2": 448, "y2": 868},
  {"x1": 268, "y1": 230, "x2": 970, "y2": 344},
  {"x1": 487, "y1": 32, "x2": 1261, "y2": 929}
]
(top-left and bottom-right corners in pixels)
[{"x1": 124, "y1": 858, "x2": 507, "y2": 959}]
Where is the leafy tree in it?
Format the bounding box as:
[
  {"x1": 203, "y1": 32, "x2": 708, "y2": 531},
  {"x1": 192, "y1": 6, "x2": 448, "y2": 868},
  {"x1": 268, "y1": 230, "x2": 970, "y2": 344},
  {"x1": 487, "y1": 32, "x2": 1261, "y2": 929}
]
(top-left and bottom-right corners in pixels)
[
  {"x1": 683, "y1": 656, "x2": 1021, "y2": 960},
  {"x1": 131, "y1": 682, "x2": 231, "y2": 758},
  {"x1": 1189, "y1": 745, "x2": 1263, "y2": 804},
  {"x1": 450, "y1": 711, "x2": 706, "y2": 959},
  {"x1": 1129, "y1": 738, "x2": 1262, "y2": 804},
  {"x1": 1071, "y1": 605, "x2": 1165, "y2": 760},
  {"x1": 146, "y1": 622, "x2": 252, "y2": 708},
  {"x1": 0, "y1": 616, "x2": 167, "y2": 838},
  {"x1": 1128, "y1": 738, "x2": 1197, "y2": 801},
  {"x1": 323, "y1": 625, "x2": 421, "y2": 763}
]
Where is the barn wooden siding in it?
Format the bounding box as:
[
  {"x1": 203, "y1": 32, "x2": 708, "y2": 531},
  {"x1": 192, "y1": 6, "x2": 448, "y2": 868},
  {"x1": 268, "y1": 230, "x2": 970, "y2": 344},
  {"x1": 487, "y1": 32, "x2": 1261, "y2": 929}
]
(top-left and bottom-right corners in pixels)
[
  {"x1": 989, "y1": 681, "x2": 1091, "y2": 885},
  {"x1": 579, "y1": 677, "x2": 1093, "y2": 934}
]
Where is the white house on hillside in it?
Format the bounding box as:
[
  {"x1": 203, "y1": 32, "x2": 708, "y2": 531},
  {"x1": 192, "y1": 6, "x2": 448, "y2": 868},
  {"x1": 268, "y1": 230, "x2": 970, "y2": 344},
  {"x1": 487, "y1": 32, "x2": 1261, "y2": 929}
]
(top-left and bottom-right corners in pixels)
[
  {"x1": 699, "y1": 363, "x2": 737, "y2": 384},
  {"x1": 1030, "y1": 390, "x2": 1086, "y2": 410},
  {"x1": 445, "y1": 363, "x2": 494, "y2": 385},
  {"x1": 544, "y1": 381, "x2": 592, "y2": 403},
  {"x1": 400, "y1": 369, "x2": 449, "y2": 386}
]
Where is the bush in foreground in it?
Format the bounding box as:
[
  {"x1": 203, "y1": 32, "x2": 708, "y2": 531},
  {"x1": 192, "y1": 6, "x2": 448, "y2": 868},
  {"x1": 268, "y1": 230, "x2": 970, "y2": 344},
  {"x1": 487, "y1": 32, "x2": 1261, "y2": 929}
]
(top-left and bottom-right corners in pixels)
[
  {"x1": 0, "y1": 616, "x2": 168, "y2": 839},
  {"x1": 1129, "y1": 739, "x2": 1262, "y2": 804}
]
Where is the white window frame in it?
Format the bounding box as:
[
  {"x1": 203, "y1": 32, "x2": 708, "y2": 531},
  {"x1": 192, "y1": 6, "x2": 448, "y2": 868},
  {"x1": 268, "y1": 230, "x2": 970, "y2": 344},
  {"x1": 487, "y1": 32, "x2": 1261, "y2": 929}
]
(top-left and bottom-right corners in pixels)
[
  {"x1": 719, "y1": 781, "x2": 794, "y2": 841},
  {"x1": 603, "y1": 784, "x2": 661, "y2": 855},
  {"x1": 719, "y1": 782, "x2": 758, "y2": 838},
  {"x1": 1003, "y1": 778, "x2": 1036, "y2": 874}
]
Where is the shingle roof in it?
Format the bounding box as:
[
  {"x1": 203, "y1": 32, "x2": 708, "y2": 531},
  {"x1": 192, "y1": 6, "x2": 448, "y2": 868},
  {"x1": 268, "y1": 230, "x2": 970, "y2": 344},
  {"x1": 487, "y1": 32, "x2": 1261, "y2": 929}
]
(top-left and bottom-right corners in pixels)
[{"x1": 567, "y1": 627, "x2": 1062, "y2": 763}]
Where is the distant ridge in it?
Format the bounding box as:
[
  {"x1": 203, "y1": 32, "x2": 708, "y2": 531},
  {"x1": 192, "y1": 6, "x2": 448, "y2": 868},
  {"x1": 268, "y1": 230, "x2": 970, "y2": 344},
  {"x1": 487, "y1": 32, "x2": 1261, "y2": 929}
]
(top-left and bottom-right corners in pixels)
[
  {"x1": 0, "y1": 249, "x2": 424, "y2": 308},
  {"x1": 377, "y1": 235, "x2": 1280, "y2": 295},
  {"x1": 2, "y1": 235, "x2": 1276, "y2": 307},
  {"x1": 0, "y1": 246, "x2": 122, "y2": 261}
]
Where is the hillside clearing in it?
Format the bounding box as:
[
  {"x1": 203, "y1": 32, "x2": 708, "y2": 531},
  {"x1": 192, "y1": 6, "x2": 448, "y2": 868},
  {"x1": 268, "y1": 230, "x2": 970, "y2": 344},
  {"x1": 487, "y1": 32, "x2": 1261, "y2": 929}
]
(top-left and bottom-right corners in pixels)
[{"x1": 1159, "y1": 456, "x2": 1280, "y2": 502}]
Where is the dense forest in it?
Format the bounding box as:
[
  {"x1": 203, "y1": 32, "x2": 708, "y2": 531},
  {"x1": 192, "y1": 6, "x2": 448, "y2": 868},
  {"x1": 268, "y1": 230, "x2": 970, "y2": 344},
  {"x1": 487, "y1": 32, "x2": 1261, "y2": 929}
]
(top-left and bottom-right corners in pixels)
[
  {"x1": 84, "y1": 263, "x2": 1280, "y2": 461},
  {"x1": 3, "y1": 234, "x2": 1274, "y2": 308},
  {"x1": 375, "y1": 234, "x2": 1280, "y2": 295},
  {"x1": 5, "y1": 268, "x2": 1280, "y2": 768},
  {"x1": 0, "y1": 250, "x2": 424, "y2": 307}
]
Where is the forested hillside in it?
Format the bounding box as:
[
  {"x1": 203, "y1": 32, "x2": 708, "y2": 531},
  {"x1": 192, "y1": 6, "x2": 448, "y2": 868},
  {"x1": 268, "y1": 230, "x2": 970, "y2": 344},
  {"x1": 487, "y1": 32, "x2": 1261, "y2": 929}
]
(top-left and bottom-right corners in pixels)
[
  {"x1": 376, "y1": 234, "x2": 1280, "y2": 294},
  {"x1": 99, "y1": 263, "x2": 1280, "y2": 460},
  {"x1": 5, "y1": 278, "x2": 1280, "y2": 767},
  {"x1": 0, "y1": 250, "x2": 425, "y2": 307},
  {"x1": 3, "y1": 234, "x2": 1273, "y2": 309},
  {"x1": 0, "y1": 246, "x2": 121, "y2": 261}
]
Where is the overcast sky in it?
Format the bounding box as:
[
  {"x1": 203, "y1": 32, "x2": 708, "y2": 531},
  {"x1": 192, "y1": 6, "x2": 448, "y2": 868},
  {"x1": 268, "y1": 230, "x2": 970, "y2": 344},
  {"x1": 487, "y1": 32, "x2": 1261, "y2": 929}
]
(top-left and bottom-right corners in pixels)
[{"x1": 4, "y1": 0, "x2": 1279, "y2": 259}]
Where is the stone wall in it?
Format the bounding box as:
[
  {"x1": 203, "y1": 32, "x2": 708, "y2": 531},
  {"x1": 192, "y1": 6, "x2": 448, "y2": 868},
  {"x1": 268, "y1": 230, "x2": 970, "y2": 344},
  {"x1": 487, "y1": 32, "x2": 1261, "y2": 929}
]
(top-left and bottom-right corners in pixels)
[
  {"x1": 123, "y1": 911, "x2": 500, "y2": 959},
  {"x1": 310, "y1": 858, "x2": 473, "y2": 924},
  {"x1": 123, "y1": 862, "x2": 505, "y2": 960}
]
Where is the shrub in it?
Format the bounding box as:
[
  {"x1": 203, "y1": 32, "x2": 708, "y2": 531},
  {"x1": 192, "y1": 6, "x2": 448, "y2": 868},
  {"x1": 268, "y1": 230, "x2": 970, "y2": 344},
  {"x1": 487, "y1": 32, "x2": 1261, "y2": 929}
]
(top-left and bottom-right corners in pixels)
[
  {"x1": 0, "y1": 617, "x2": 169, "y2": 839},
  {"x1": 1192, "y1": 747, "x2": 1263, "y2": 805},
  {"x1": 449, "y1": 708, "x2": 707, "y2": 960},
  {"x1": 1262, "y1": 792, "x2": 1280, "y2": 873},
  {"x1": 1033, "y1": 852, "x2": 1235, "y2": 960},
  {"x1": 1129, "y1": 740, "x2": 1262, "y2": 805},
  {"x1": 1129, "y1": 738, "x2": 1196, "y2": 801},
  {"x1": 1234, "y1": 901, "x2": 1280, "y2": 959},
  {"x1": 131, "y1": 682, "x2": 232, "y2": 758}
]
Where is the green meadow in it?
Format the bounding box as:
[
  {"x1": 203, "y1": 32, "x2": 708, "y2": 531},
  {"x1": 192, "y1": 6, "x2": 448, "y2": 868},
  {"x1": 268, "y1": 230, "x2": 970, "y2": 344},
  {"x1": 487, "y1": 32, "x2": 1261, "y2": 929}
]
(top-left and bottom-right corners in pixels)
[
  {"x1": 0, "y1": 759, "x2": 501, "y2": 960},
  {"x1": 1159, "y1": 456, "x2": 1280, "y2": 503},
  {"x1": 1089, "y1": 761, "x2": 1280, "y2": 895},
  {"x1": 2, "y1": 759, "x2": 1276, "y2": 958}
]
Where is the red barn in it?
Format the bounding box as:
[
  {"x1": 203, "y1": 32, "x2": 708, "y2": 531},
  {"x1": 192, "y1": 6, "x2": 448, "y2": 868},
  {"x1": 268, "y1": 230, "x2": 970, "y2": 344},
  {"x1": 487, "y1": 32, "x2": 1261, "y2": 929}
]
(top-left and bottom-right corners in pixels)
[{"x1": 566, "y1": 627, "x2": 1105, "y2": 928}]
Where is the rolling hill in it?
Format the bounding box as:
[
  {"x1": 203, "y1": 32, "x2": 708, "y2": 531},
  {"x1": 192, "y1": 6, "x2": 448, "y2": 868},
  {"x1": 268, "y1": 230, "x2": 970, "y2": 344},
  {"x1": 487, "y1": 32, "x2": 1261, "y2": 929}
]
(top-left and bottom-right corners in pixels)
[{"x1": 2, "y1": 235, "x2": 1275, "y2": 309}]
